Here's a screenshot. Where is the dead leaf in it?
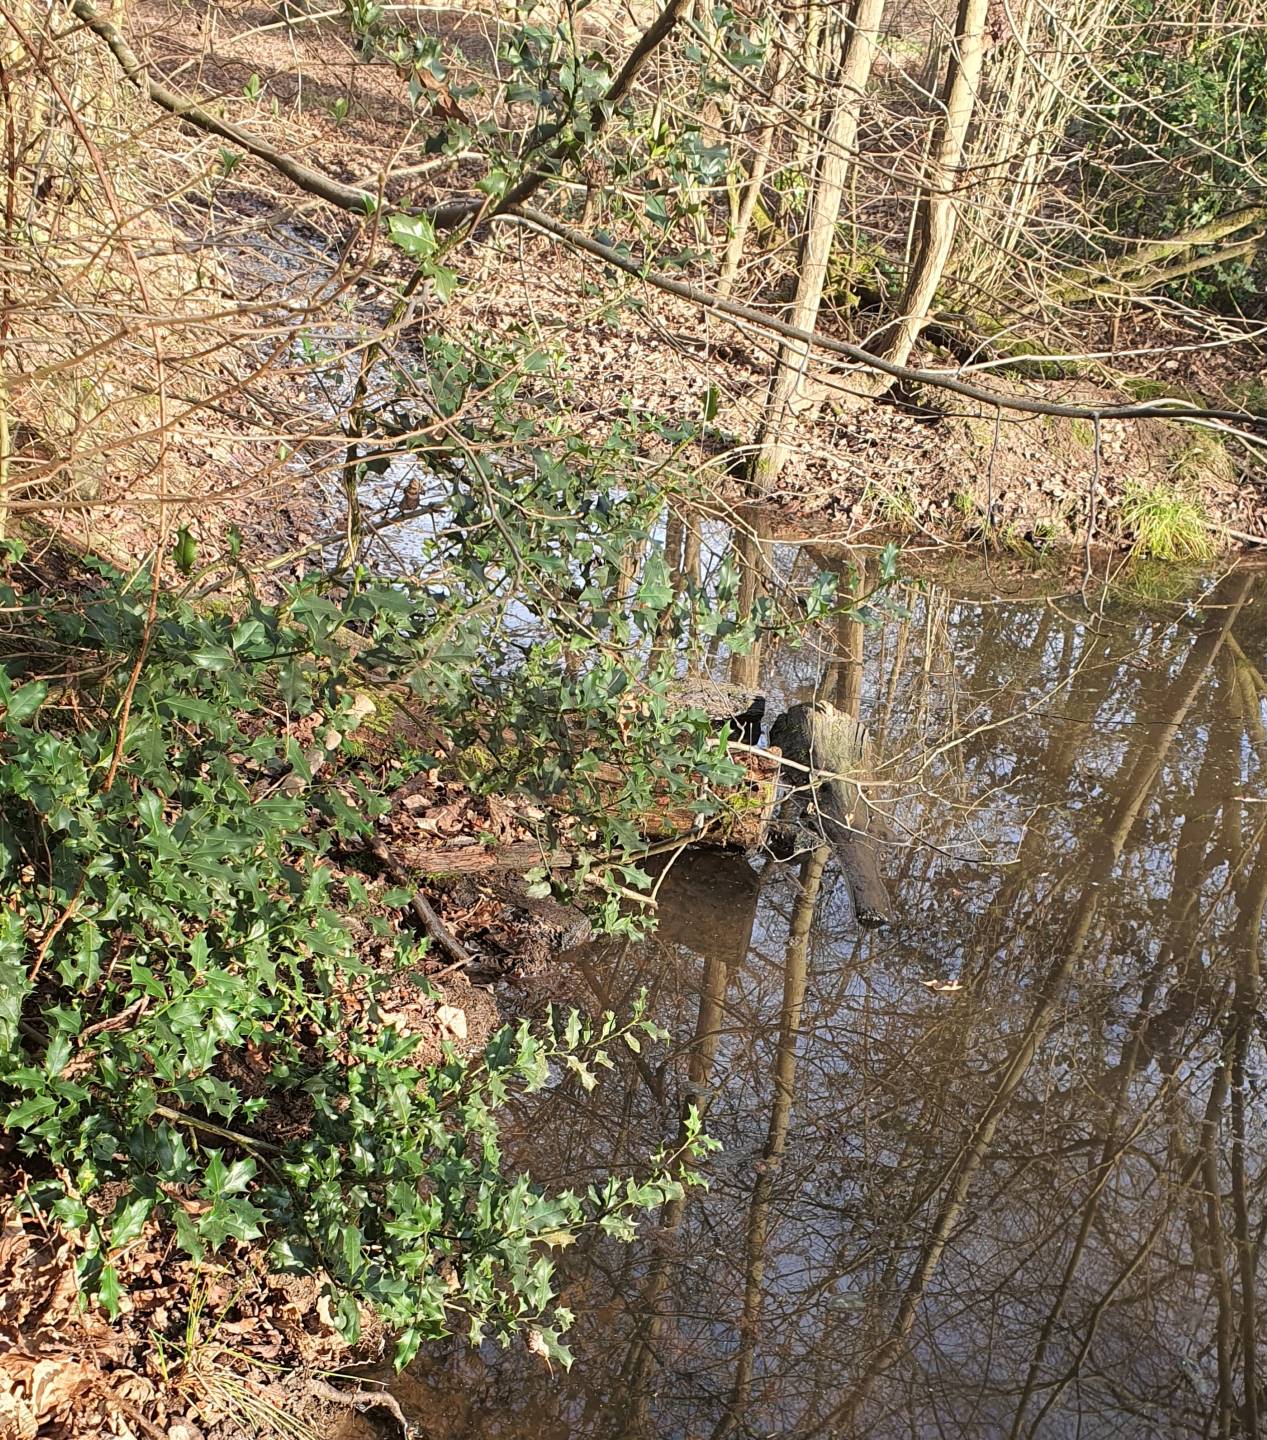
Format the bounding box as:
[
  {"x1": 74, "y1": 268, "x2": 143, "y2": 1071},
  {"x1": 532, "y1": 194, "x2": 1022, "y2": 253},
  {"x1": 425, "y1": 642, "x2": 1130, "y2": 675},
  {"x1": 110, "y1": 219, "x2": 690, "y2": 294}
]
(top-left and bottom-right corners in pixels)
[
  {"x1": 405, "y1": 65, "x2": 473, "y2": 126},
  {"x1": 30, "y1": 1357, "x2": 96, "y2": 1416},
  {"x1": 0, "y1": 1219, "x2": 30, "y2": 1276},
  {"x1": 314, "y1": 1294, "x2": 352, "y2": 1348},
  {"x1": 0, "y1": 1389, "x2": 37, "y2": 1440},
  {"x1": 167, "y1": 1424, "x2": 206, "y2": 1440},
  {"x1": 436, "y1": 1005, "x2": 467, "y2": 1042},
  {"x1": 525, "y1": 1328, "x2": 554, "y2": 1373},
  {"x1": 921, "y1": 979, "x2": 964, "y2": 993}
]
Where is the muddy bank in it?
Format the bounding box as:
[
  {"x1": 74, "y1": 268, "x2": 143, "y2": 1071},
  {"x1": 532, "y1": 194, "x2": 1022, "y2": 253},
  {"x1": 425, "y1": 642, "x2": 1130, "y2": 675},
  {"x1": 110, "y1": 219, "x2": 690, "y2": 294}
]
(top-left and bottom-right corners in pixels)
[{"x1": 753, "y1": 375, "x2": 1263, "y2": 555}]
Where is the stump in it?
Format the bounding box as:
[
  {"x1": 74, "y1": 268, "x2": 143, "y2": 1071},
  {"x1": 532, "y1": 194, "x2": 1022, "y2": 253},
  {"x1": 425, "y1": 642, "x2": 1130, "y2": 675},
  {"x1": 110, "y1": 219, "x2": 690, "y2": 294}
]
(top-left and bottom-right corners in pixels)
[{"x1": 768, "y1": 700, "x2": 892, "y2": 928}]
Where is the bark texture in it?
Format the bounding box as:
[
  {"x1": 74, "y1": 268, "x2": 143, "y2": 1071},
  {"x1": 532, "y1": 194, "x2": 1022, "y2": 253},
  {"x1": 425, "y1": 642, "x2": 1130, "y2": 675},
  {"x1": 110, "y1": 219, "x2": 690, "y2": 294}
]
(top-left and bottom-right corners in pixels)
[
  {"x1": 769, "y1": 699, "x2": 891, "y2": 926},
  {"x1": 867, "y1": 0, "x2": 990, "y2": 387},
  {"x1": 749, "y1": 0, "x2": 886, "y2": 491}
]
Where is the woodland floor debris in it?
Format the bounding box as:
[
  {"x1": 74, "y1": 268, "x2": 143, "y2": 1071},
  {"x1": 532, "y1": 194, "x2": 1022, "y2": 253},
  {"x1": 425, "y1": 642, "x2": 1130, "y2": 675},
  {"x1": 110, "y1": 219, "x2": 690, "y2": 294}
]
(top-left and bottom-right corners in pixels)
[
  {"x1": 5, "y1": 0, "x2": 1267, "y2": 1434},
  {"x1": 102, "y1": 0, "x2": 1267, "y2": 568}
]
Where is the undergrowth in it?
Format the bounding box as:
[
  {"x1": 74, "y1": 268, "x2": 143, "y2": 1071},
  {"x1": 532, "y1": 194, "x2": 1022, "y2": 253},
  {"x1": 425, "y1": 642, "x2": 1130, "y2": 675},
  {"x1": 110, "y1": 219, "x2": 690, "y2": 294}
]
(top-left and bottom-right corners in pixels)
[{"x1": 0, "y1": 541, "x2": 721, "y2": 1369}]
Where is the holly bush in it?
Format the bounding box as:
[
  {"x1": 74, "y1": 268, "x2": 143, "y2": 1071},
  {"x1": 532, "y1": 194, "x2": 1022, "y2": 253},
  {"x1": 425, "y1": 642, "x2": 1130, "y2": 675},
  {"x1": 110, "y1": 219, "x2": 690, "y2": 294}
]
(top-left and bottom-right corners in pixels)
[{"x1": 0, "y1": 543, "x2": 717, "y2": 1368}]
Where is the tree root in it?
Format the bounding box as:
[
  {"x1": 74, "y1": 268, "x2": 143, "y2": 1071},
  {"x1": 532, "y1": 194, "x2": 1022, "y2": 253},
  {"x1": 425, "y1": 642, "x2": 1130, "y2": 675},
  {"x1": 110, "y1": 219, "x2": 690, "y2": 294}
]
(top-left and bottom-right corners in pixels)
[{"x1": 306, "y1": 1376, "x2": 410, "y2": 1437}]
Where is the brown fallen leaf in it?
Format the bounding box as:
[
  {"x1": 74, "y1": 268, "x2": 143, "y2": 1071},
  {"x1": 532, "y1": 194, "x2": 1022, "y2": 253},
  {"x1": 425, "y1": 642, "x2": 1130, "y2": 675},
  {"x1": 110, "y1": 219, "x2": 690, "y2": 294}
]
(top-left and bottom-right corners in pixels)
[
  {"x1": 525, "y1": 1328, "x2": 554, "y2": 1373},
  {"x1": 30, "y1": 1357, "x2": 96, "y2": 1415},
  {"x1": 0, "y1": 1388, "x2": 37, "y2": 1440}
]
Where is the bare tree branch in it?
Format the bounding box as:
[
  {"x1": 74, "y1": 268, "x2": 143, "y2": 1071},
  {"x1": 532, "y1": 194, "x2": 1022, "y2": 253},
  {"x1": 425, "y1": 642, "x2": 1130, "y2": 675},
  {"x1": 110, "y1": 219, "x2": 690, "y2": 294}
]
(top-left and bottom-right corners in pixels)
[{"x1": 64, "y1": 0, "x2": 1267, "y2": 438}]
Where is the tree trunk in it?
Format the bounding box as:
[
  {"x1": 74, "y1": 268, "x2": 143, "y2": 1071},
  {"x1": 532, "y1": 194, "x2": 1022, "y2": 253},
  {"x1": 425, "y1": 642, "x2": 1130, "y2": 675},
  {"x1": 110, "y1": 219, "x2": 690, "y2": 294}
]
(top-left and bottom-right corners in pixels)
[
  {"x1": 718, "y1": 8, "x2": 796, "y2": 298},
  {"x1": 865, "y1": 0, "x2": 990, "y2": 391},
  {"x1": 748, "y1": 0, "x2": 886, "y2": 493},
  {"x1": 769, "y1": 699, "x2": 891, "y2": 926}
]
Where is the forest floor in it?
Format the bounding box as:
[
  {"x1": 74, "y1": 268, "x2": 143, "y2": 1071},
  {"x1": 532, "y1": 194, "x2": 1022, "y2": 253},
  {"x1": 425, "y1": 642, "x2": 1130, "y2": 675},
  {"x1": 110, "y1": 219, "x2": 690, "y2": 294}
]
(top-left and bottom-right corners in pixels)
[
  {"x1": 5, "y1": 2, "x2": 1267, "y2": 1436},
  {"x1": 103, "y1": 0, "x2": 1267, "y2": 578}
]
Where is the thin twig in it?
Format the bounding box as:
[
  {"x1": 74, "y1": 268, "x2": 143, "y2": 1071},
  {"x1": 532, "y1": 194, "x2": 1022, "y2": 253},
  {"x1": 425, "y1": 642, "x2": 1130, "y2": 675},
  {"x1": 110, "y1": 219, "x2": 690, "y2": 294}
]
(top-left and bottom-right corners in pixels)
[
  {"x1": 64, "y1": 0, "x2": 1267, "y2": 436},
  {"x1": 366, "y1": 833, "x2": 473, "y2": 971}
]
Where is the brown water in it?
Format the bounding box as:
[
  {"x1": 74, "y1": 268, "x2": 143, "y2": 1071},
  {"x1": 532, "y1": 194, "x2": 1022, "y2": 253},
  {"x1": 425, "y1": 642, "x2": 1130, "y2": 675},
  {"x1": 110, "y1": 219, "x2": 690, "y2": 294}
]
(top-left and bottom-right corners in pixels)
[{"x1": 398, "y1": 562, "x2": 1267, "y2": 1439}]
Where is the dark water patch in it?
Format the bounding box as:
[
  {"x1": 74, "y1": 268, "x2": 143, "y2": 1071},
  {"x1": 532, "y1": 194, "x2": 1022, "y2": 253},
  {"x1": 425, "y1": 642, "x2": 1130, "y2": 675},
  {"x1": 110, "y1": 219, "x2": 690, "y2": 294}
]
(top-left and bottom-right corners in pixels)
[{"x1": 395, "y1": 566, "x2": 1267, "y2": 1440}]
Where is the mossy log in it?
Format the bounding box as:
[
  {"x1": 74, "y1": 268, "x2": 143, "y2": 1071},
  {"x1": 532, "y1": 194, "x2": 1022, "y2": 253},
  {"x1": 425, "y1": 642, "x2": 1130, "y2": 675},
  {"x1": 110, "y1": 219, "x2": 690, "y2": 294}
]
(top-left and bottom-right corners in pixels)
[
  {"x1": 768, "y1": 699, "x2": 892, "y2": 928},
  {"x1": 666, "y1": 677, "x2": 766, "y2": 743},
  {"x1": 401, "y1": 745, "x2": 780, "y2": 877},
  {"x1": 523, "y1": 748, "x2": 779, "y2": 854}
]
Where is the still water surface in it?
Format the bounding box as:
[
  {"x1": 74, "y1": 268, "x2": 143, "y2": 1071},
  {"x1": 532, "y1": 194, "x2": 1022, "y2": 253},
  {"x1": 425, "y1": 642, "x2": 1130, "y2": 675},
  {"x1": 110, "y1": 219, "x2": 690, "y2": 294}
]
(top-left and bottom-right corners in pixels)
[{"x1": 400, "y1": 560, "x2": 1267, "y2": 1438}]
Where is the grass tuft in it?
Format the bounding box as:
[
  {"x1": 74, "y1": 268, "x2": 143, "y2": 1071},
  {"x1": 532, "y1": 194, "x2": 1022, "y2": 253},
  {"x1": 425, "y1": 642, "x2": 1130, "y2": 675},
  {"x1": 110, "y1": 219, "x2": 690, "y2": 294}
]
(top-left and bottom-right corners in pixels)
[
  {"x1": 1121, "y1": 480, "x2": 1213, "y2": 562},
  {"x1": 864, "y1": 478, "x2": 918, "y2": 529}
]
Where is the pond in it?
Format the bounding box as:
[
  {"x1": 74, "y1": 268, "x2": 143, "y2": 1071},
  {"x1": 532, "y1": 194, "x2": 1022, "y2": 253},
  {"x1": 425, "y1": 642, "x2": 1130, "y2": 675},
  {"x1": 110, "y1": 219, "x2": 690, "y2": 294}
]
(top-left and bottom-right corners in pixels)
[{"x1": 392, "y1": 556, "x2": 1267, "y2": 1439}]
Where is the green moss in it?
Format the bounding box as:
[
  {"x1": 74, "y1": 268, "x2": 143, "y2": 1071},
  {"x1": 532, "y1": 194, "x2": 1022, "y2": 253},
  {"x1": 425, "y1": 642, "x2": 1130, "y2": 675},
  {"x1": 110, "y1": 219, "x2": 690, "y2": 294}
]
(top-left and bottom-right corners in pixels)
[
  {"x1": 1223, "y1": 376, "x2": 1267, "y2": 412},
  {"x1": 1070, "y1": 418, "x2": 1095, "y2": 448},
  {"x1": 1172, "y1": 427, "x2": 1235, "y2": 486},
  {"x1": 824, "y1": 236, "x2": 894, "y2": 312},
  {"x1": 1121, "y1": 376, "x2": 1173, "y2": 403},
  {"x1": 987, "y1": 338, "x2": 1078, "y2": 380}
]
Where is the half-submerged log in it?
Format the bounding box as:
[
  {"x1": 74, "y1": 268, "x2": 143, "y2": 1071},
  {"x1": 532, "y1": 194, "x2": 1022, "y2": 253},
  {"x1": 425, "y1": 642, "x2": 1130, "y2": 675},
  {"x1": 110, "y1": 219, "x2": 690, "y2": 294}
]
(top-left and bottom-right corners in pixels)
[
  {"x1": 395, "y1": 747, "x2": 780, "y2": 877},
  {"x1": 768, "y1": 700, "x2": 892, "y2": 928},
  {"x1": 667, "y1": 677, "x2": 767, "y2": 744},
  {"x1": 557, "y1": 749, "x2": 779, "y2": 850}
]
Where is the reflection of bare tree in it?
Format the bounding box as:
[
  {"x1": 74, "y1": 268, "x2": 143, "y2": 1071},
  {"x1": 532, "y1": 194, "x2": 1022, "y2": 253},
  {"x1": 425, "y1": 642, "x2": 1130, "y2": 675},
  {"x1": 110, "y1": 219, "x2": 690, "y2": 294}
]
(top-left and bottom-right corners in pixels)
[
  {"x1": 1226, "y1": 825, "x2": 1267, "y2": 1439},
  {"x1": 611, "y1": 850, "x2": 763, "y2": 1438},
  {"x1": 820, "y1": 572, "x2": 1255, "y2": 1435},
  {"x1": 715, "y1": 845, "x2": 829, "y2": 1440},
  {"x1": 829, "y1": 555, "x2": 865, "y2": 721},
  {"x1": 729, "y1": 515, "x2": 769, "y2": 691},
  {"x1": 406, "y1": 566, "x2": 1267, "y2": 1440}
]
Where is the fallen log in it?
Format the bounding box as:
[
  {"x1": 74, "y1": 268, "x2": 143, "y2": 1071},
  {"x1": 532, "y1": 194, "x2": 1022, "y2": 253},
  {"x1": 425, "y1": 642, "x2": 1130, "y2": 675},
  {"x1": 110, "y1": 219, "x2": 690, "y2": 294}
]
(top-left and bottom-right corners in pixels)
[
  {"x1": 402, "y1": 840, "x2": 574, "y2": 876},
  {"x1": 768, "y1": 700, "x2": 892, "y2": 928},
  {"x1": 666, "y1": 677, "x2": 766, "y2": 744},
  {"x1": 393, "y1": 746, "x2": 779, "y2": 877},
  {"x1": 559, "y1": 748, "x2": 780, "y2": 851}
]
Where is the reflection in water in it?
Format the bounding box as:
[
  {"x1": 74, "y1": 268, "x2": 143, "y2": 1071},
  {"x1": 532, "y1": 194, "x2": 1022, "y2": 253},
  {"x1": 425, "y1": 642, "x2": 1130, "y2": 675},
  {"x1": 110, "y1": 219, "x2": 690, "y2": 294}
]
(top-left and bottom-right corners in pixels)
[{"x1": 405, "y1": 564, "x2": 1267, "y2": 1439}]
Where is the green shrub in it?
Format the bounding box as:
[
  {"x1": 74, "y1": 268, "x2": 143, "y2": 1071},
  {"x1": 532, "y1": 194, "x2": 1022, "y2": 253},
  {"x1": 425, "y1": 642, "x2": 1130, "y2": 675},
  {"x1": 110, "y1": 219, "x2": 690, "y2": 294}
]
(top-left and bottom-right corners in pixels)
[
  {"x1": 1087, "y1": 12, "x2": 1267, "y2": 308},
  {"x1": 0, "y1": 547, "x2": 714, "y2": 1368}
]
